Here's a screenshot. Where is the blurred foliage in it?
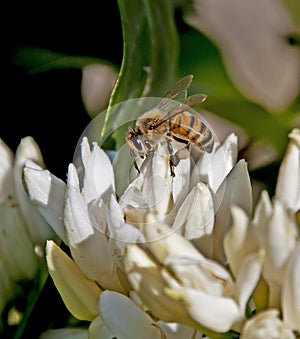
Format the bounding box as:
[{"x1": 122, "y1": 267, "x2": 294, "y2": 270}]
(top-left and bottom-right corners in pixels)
[{"x1": 178, "y1": 28, "x2": 293, "y2": 157}]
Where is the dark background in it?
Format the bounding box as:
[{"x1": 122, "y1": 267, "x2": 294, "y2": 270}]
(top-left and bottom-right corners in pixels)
[{"x1": 4, "y1": 1, "x2": 123, "y2": 180}]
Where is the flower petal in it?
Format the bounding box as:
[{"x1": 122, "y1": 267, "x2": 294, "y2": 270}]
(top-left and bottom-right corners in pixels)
[
  {"x1": 143, "y1": 216, "x2": 204, "y2": 262},
  {"x1": 282, "y1": 242, "x2": 300, "y2": 332},
  {"x1": 240, "y1": 309, "x2": 296, "y2": 339},
  {"x1": 263, "y1": 200, "x2": 298, "y2": 283},
  {"x1": 81, "y1": 140, "x2": 115, "y2": 204},
  {"x1": 151, "y1": 144, "x2": 174, "y2": 218},
  {"x1": 143, "y1": 218, "x2": 234, "y2": 296},
  {"x1": 224, "y1": 206, "x2": 260, "y2": 278},
  {"x1": 123, "y1": 244, "x2": 193, "y2": 324},
  {"x1": 172, "y1": 288, "x2": 241, "y2": 333},
  {"x1": 119, "y1": 174, "x2": 148, "y2": 211},
  {"x1": 172, "y1": 156, "x2": 191, "y2": 209},
  {"x1": 64, "y1": 172, "x2": 123, "y2": 291},
  {"x1": 157, "y1": 322, "x2": 203, "y2": 339},
  {"x1": 173, "y1": 183, "x2": 214, "y2": 257},
  {"x1": 234, "y1": 250, "x2": 265, "y2": 313},
  {"x1": 191, "y1": 133, "x2": 238, "y2": 193},
  {"x1": 213, "y1": 159, "x2": 253, "y2": 263},
  {"x1": 0, "y1": 199, "x2": 39, "y2": 281},
  {"x1": 99, "y1": 291, "x2": 162, "y2": 339},
  {"x1": 0, "y1": 139, "x2": 14, "y2": 204},
  {"x1": 14, "y1": 137, "x2": 55, "y2": 245},
  {"x1": 64, "y1": 164, "x2": 95, "y2": 244},
  {"x1": 88, "y1": 315, "x2": 114, "y2": 338},
  {"x1": 46, "y1": 240, "x2": 101, "y2": 321},
  {"x1": 253, "y1": 190, "x2": 273, "y2": 234},
  {"x1": 109, "y1": 222, "x2": 145, "y2": 270},
  {"x1": 263, "y1": 200, "x2": 298, "y2": 308},
  {"x1": 106, "y1": 194, "x2": 124, "y2": 233},
  {"x1": 23, "y1": 160, "x2": 67, "y2": 243},
  {"x1": 275, "y1": 128, "x2": 300, "y2": 212}
]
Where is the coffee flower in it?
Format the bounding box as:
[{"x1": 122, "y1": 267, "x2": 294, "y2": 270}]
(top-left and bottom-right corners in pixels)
[
  {"x1": 224, "y1": 129, "x2": 300, "y2": 335},
  {"x1": 0, "y1": 137, "x2": 56, "y2": 315},
  {"x1": 24, "y1": 128, "x2": 300, "y2": 337},
  {"x1": 25, "y1": 129, "x2": 252, "y2": 335}
]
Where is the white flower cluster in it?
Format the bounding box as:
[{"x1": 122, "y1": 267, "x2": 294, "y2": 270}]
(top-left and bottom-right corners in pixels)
[
  {"x1": 1, "y1": 128, "x2": 299, "y2": 338},
  {"x1": 0, "y1": 137, "x2": 56, "y2": 316}
]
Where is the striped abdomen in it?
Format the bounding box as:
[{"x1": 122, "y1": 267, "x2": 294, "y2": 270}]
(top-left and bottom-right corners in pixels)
[{"x1": 169, "y1": 112, "x2": 214, "y2": 152}]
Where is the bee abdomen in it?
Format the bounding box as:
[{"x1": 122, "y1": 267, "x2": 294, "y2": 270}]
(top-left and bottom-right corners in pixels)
[
  {"x1": 195, "y1": 127, "x2": 214, "y2": 152},
  {"x1": 171, "y1": 113, "x2": 214, "y2": 152}
]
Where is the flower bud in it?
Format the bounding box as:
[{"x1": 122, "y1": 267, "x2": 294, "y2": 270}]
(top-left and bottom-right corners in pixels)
[{"x1": 46, "y1": 240, "x2": 101, "y2": 321}]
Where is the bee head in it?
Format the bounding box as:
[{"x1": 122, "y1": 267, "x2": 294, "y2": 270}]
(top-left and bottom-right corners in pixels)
[{"x1": 126, "y1": 128, "x2": 154, "y2": 157}]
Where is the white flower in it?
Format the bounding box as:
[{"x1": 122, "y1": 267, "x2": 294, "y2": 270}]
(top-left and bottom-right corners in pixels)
[
  {"x1": 0, "y1": 138, "x2": 14, "y2": 205},
  {"x1": 224, "y1": 130, "x2": 300, "y2": 334},
  {"x1": 240, "y1": 309, "x2": 296, "y2": 339},
  {"x1": 24, "y1": 124, "x2": 300, "y2": 336},
  {"x1": 98, "y1": 291, "x2": 162, "y2": 339},
  {"x1": 281, "y1": 242, "x2": 300, "y2": 333},
  {"x1": 184, "y1": 0, "x2": 300, "y2": 112},
  {"x1": 275, "y1": 128, "x2": 300, "y2": 211},
  {"x1": 23, "y1": 159, "x2": 67, "y2": 243},
  {"x1": 0, "y1": 137, "x2": 55, "y2": 315},
  {"x1": 254, "y1": 130, "x2": 300, "y2": 315},
  {"x1": 13, "y1": 137, "x2": 56, "y2": 246},
  {"x1": 25, "y1": 129, "x2": 248, "y2": 335}
]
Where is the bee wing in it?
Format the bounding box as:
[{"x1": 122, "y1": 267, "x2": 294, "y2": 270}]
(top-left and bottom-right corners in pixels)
[
  {"x1": 155, "y1": 93, "x2": 207, "y2": 125},
  {"x1": 155, "y1": 75, "x2": 194, "y2": 115},
  {"x1": 181, "y1": 93, "x2": 207, "y2": 109},
  {"x1": 161, "y1": 75, "x2": 193, "y2": 100}
]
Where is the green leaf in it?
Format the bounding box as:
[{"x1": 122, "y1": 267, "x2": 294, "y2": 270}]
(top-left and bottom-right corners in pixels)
[
  {"x1": 101, "y1": 0, "x2": 179, "y2": 149},
  {"x1": 13, "y1": 47, "x2": 115, "y2": 74}
]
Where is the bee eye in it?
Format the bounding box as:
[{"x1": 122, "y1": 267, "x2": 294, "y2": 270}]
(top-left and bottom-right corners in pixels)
[
  {"x1": 133, "y1": 137, "x2": 143, "y2": 151},
  {"x1": 144, "y1": 140, "x2": 152, "y2": 150}
]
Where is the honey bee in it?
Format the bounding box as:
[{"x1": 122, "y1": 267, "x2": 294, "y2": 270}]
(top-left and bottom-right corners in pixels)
[{"x1": 126, "y1": 75, "x2": 214, "y2": 176}]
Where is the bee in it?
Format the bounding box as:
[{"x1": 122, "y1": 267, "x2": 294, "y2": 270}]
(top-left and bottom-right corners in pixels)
[{"x1": 125, "y1": 75, "x2": 214, "y2": 176}]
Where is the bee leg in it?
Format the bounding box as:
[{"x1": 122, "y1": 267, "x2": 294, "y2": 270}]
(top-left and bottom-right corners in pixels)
[
  {"x1": 133, "y1": 159, "x2": 140, "y2": 174},
  {"x1": 167, "y1": 139, "x2": 179, "y2": 177},
  {"x1": 169, "y1": 142, "x2": 192, "y2": 176},
  {"x1": 169, "y1": 155, "x2": 179, "y2": 177},
  {"x1": 130, "y1": 150, "x2": 141, "y2": 174}
]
